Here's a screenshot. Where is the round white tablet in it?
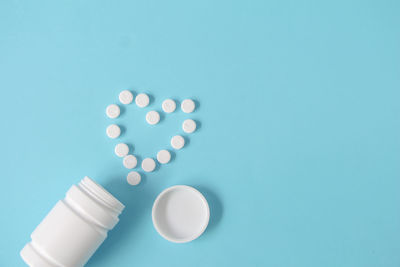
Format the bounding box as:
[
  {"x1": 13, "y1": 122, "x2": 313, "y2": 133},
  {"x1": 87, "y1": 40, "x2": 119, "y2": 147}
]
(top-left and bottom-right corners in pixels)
[
  {"x1": 135, "y1": 93, "x2": 150, "y2": 108},
  {"x1": 182, "y1": 119, "x2": 196, "y2": 133},
  {"x1": 146, "y1": 111, "x2": 160, "y2": 125},
  {"x1": 119, "y1": 90, "x2": 134, "y2": 104},
  {"x1": 142, "y1": 158, "x2": 156, "y2": 172},
  {"x1": 114, "y1": 143, "x2": 129, "y2": 157},
  {"x1": 123, "y1": 155, "x2": 137, "y2": 169},
  {"x1": 152, "y1": 185, "x2": 210, "y2": 243},
  {"x1": 181, "y1": 99, "x2": 195, "y2": 113},
  {"x1": 162, "y1": 99, "x2": 176, "y2": 113},
  {"x1": 106, "y1": 104, "x2": 120, "y2": 119},
  {"x1": 171, "y1": 135, "x2": 185, "y2": 150},
  {"x1": 106, "y1": 124, "x2": 121, "y2": 139},
  {"x1": 157, "y1": 150, "x2": 171, "y2": 164},
  {"x1": 127, "y1": 171, "x2": 141, "y2": 186}
]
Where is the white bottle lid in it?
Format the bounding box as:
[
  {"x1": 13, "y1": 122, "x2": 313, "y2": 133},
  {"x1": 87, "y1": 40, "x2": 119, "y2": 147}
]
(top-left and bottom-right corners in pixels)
[{"x1": 152, "y1": 185, "x2": 209, "y2": 243}]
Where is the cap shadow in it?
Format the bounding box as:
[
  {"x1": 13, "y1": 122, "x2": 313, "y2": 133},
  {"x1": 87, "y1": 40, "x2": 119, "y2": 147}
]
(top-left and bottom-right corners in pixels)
[{"x1": 191, "y1": 185, "x2": 223, "y2": 234}]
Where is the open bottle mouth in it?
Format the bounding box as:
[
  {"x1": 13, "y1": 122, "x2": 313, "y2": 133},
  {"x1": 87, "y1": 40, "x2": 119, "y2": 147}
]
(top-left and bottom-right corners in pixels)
[{"x1": 79, "y1": 176, "x2": 125, "y2": 214}]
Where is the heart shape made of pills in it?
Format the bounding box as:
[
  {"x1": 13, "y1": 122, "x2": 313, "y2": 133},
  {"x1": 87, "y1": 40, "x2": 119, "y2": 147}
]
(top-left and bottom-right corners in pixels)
[{"x1": 105, "y1": 90, "x2": 199, "y2": 186}]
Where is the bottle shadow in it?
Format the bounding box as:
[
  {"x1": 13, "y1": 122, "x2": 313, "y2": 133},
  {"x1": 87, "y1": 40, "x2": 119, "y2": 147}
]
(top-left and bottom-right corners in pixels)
[
  {"x1": 86, "y1": 177, "x2": 156, "y2": 266},
  {"x1": 87, "y1": 181, "x2": 222, "y2": 265}
]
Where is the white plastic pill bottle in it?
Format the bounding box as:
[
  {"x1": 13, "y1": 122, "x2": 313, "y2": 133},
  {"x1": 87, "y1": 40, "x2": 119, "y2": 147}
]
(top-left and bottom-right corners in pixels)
[{"x1": 20, "y1": 176, "x2": 125, "y2": 267}]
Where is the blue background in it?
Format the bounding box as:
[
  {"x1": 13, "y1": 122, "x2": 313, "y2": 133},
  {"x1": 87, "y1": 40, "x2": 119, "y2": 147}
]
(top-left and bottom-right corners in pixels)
[{"x1": 1, "y1": 0, "x2": 399, "y2": 266}]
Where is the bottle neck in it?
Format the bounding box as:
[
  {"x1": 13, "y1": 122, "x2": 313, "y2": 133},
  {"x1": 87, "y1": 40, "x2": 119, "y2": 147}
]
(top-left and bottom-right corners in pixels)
[
  {"x1": 64, "y1": 177, "x2": 125, "y2": 230},
  {"x1": 79, "y1": 177, "x2": 125, "y2": 214}
]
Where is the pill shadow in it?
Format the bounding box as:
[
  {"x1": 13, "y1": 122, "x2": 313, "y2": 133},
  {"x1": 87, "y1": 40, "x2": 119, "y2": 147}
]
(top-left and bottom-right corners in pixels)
[
  {"x1": 158, "y1": 110, "x2": 165, "y2": 123},
  {"x1": 119, "y1": 125, "x2": 127, "y2": 137},
  {"x1": 169, "y1": 150, "x2": 176, "y2": 163},
  {"x1": 119, "y1": 105, "x2": 126, "y2": 117},
  {"x1": 193, "y1": 119, "x2": 202, "y2": 132},
  {"x1": 147, "y1": 93, "x2": 155, "y2": 106},
  {"x1": 87, "y1": 177, "x2": 155, "y2": 266},
  {"x1": 126, "y1": 143, "x2": 135, "y2": 154},
  {"x1": 191, "y1": 185, "x2": 223, "y2": 234},
  {"x1": 129, "y1": 89, "x2": 137, "y2": 96},
  {"x1": 174, "y1": 99, "x2": 180, "y2": 112},
  {"x1": 192, "y1": 99, "x2": 201, "y2": 112},
  {"x1": 135, "y1": 154, "x2": 143, "y2": 166},
  {"x1": 153, "y1": 160, "x2": 161, "y2": 172},
  {"x1": 136, "y1": 171, "x2": 148, "y2": 186},
  {"x1": 127, "y1": 89, "x2": 138, "y2": 104},
  {"x1": 183, "y1": 135, "x2": 191, "y2": 148}
]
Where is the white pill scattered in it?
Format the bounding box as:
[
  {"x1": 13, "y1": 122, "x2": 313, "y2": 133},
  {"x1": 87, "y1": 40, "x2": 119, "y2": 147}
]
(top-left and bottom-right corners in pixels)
[
  {"x1": 114, "y1": 143, "x2": 129, "y2": 157},
  {"x1": 123, "y1": 155, "x2": 137, "y2": 169},
  {"x1": 171, "y1": 135, "x2": 185, "y2": 150},
  {"x1": 146, "y1": 111, "x2": 160, "y2": 125},
  {"x1": 181, "y1": 99, "x2": 195, "y2": 113},
  {"x1": 162, "y1": 99, "x2": 176, "y2": 113},
  {"x1": 157, "y1": 150, "x2": 171, "y2": 164},
  {"x1": 119, "y1": 90, "x2": 134, "y2": 104},
  {"x1": 106, "y1": 104, "x2": 120, "y2": 119},
  {"x1": 182, "y1": 119, "x2": 197, "y2": 133},
  {"x1": 127, "y1": 171, "x2": 141, "y2": 186},
  {"x1": 135, "y1": 93, "x2": 150, "y2": 108},
  {"x1": 106, "y1": 124, "x2": 121, "y2": 139},
  {"x1": 142, "y1": 158, "x2": 156, "y2": 172}
]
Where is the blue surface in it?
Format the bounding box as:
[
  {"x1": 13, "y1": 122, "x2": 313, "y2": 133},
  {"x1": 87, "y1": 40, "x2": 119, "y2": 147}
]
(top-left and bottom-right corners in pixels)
[{"x1": 1, "y1": 0, "x2": 399, "y2": 266}]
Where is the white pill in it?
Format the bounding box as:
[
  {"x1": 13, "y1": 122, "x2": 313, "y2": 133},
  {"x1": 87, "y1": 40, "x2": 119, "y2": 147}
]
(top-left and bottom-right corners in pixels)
[
  {"x1": 123, "y1": 155, "x2": 137, "y2": 169},
  {"x1": 106, "y1": 124, "x2": 121, "y2": 139},
  {"x1": 135, "y1": 93, "x2": 150, "y2": 108},
  {"x1": 162, "y1": 99, "x2": 176, "y2": 113},
  {"x1": 106, "y1": 104, "x2": 120, "y2": 119},
  {"x1": 146, "y1": 111, "x2": 160, "y2": 125},
  {"x1": 127, "y1": 171, "x2": 141, "y2": 186},
  {"x1": 119, "y1": 90, "x2": 134, "y2": 104},
  {"x1": 114, "y1": 143, "x2": 129, "y2": 157},
  {"x1": 171, "y1": 135, "x2": 185, "y2": 150},
  {"x1": 142, "y1": 158, "x2": 156, "y2": 172},
  {"x1": 181, "y1": 99, "x2": 195, "y2": 113},
  {"x1": 157, "y1": 150, "x2": 171, "y2": 164},
  {"x1": 182, "y1": 119, "x2": 197, "y2": 133}
]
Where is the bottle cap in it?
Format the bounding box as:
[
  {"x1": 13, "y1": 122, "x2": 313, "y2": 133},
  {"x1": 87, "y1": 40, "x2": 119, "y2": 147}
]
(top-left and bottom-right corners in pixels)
[{"x1": 152, "y1": 185, "x2": 210, "y2": 243}]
